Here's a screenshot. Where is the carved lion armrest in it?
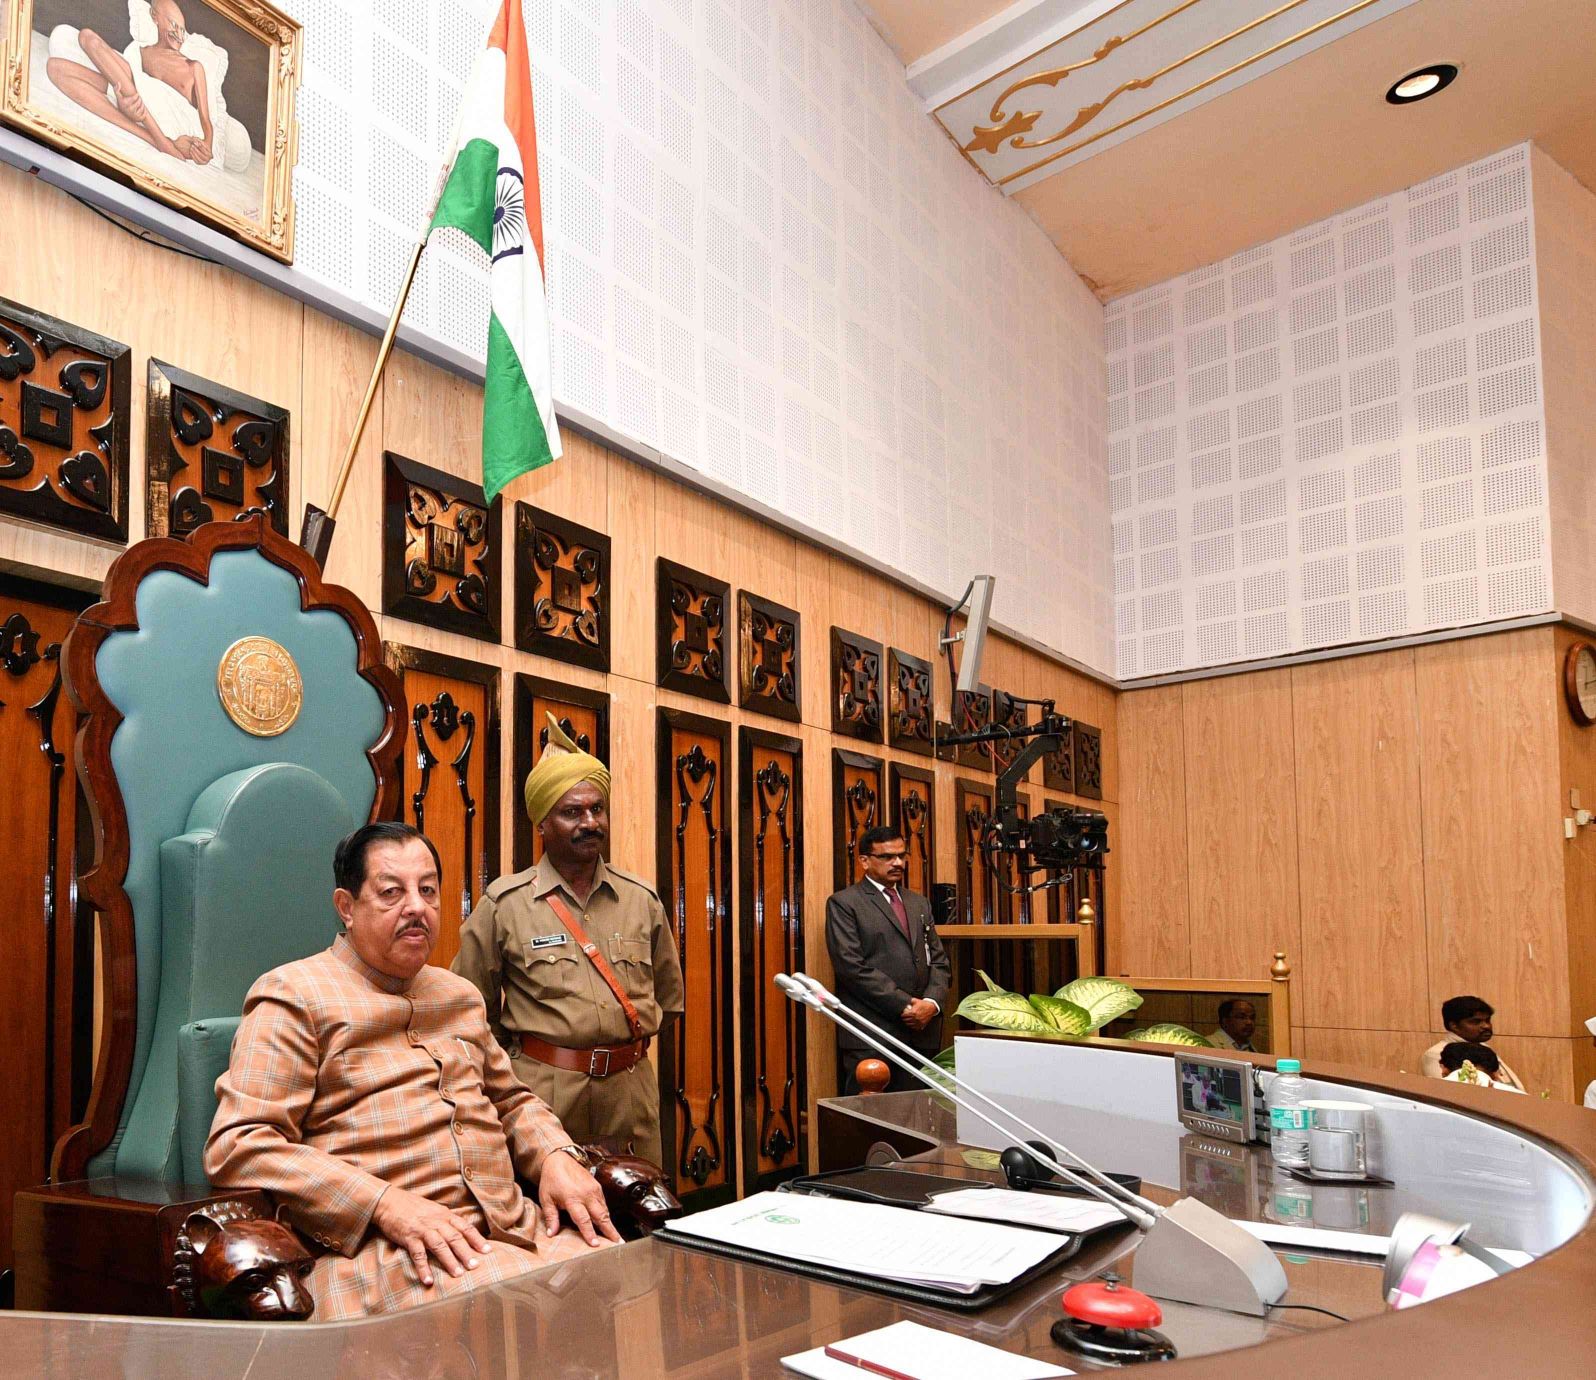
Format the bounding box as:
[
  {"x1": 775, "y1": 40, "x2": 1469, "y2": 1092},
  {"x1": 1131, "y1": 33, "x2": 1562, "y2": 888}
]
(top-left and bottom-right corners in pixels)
[
  {"x1": 580, "y1": 1144, "x2": 684, "y2": 1239},
  {"x1": 174, "y1": 1199, "x2": 317, "y2": 1321}
]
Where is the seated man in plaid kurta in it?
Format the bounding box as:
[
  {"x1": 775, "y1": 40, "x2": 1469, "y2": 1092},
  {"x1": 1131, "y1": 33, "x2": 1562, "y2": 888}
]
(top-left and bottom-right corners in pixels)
[{"x1": 206, "y1": 822, "x2": 622, "y2": 1319}]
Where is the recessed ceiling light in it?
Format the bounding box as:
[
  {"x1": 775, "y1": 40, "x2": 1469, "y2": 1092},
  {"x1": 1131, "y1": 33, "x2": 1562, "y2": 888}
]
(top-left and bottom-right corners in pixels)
[{"x1": 1386, "y1": 64, "x2": 1458, "y2": 104}]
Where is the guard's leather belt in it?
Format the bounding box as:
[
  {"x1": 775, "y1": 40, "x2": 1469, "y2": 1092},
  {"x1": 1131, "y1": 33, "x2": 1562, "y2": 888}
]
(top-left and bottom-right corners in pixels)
[{"x1": 515, "y1": 1032, "x2": 650, "y2": 1078}]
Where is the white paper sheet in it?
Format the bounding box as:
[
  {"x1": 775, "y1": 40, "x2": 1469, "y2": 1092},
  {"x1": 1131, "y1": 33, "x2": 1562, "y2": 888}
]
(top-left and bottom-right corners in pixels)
[
  {"x1": 1237, "y1": 1220, "x2": 1531, "y2": 1267},
  {"x1": 923, "y1": 1187, "x2": 1125, "y2": 1234},
  {"x1": 666, "y1": 1191, "x2": 1068, "y2": 1291},
  {"x1": 782, "y1": 1320, "x2": 1074, "y2": 1379}
]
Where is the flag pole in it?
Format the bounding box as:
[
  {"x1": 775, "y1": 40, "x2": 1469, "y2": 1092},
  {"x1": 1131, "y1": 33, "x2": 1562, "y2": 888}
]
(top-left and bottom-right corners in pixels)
[{"x1": 297, "y1": 235, "x2": 427, "y2": 568}]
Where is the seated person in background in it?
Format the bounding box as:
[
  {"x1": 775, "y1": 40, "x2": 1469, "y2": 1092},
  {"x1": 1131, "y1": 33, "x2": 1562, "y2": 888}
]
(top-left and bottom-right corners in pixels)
[
  {"x1": 206, "y1": 822, "x2": 620, "y2": 1320},
  {"x1": 1419, "y1": 996, "x2": 1525, "y2": 1091},
  {"x1": 1207, "y1": 998, "x2": 1257, "y2": 1052},
  {"x1": 1585, "y1": 1016, "x2": 1596, "y2": 1110},
  {"x1": 1437, "y1": 1041, "x2": 1525, "y2": 1093}
]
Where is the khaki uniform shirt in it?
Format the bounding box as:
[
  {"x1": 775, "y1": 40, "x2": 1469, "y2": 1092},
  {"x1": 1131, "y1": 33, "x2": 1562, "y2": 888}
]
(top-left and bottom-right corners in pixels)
[
  {"x1": 454, "y1": 855, "x2": 684, "y2": 1049},
  {"x1": 205, "y1": 936, "x2": 604, "y2": 1319}
]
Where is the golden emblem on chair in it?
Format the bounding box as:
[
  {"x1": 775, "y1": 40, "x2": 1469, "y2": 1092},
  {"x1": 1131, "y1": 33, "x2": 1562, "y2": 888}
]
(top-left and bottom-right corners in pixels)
[{"x1": 217, "y1": 637, "x2": 303, "y2": 737}]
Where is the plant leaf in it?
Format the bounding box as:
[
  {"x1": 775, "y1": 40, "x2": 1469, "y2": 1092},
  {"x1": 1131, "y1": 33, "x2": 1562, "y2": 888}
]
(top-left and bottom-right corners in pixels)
[
  {"x1": 1053, "y1": 977, "x2": 1143, "y2": 1032},
  {"x1": 975, "y1": 968, "x2": 1006, "y2": 993},
  {"x1": 1027, "y1": 994, "x2": 1092, "y2": 1036},
  {"x1": 1122, "y1": 1023, "x2": 1211, "y2": 1047},
  {"x1": 956, "y1": 990, "x2": 1056, "y2": 1035}
]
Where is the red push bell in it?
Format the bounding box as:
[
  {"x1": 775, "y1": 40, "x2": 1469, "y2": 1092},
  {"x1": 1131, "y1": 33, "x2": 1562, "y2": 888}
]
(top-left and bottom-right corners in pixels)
[
  {"x1": 1061, "y1": 1275, "x2": 1163, "y2": 1329},
  {"x1": 1051, "y1": 1273, "x2": 1177, "y2": 1366}
]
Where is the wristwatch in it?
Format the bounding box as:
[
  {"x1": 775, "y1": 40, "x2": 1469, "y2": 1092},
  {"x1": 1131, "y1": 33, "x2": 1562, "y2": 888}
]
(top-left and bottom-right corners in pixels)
[{"x1": 553, "y1": 1143, "x2": 594, "y2": 1171}]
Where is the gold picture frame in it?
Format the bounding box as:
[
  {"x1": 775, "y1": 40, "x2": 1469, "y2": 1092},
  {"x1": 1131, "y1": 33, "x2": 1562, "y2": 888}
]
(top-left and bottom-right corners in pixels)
[{"x1": 1, "y1": 0, "x2": 301, "y2": 262}]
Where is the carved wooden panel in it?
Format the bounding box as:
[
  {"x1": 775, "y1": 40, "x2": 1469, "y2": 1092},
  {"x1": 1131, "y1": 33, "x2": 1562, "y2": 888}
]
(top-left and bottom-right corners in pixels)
[
  {"x1": 829, "y1": 626, "x2": 883, "y2": 742},
  {"x1": 0, "y1": 296, "x2": 130, "y2": 542},
  {"x1": 512, "y1": 675, "x2": 610, "y2": 871},
  {"x1": 1074, "y1": 720, "x2": 1105, "y2": 800},
  {"x1": 989, "y1": 689, "x2": 1031, "y2": 776},
  {"x1": 889, "y1": 762, "x2": 936, "y2": 899},
  {"x1": 146, "y1": 361, "x2": 289, "y2": 539},
  {"x1": 738, "y1": 728, "x2": 806, "y2": 1193},
  {"x1": 0, "y1": 575, "x2": 92, "y2": 1271},
  {"x1": 382, "y1": 452, "x2": 501, "y2": 643},
  {"x1": 950, "y1": 684, "x2": 993, "y2": 771},
  {"x1": 1042, "y1": 718, "x2": 1077, "y2": 794},
  {"x1": 656, "y1": 709, "x2": 734, "y2": 1208},
  {"x1": 831, "y1": 749, "x2": 884, "y2": 890},
  {"x1": 954, "y1": 777, "x2": 995, "y2": 925},
  {"x1": 887, "y1": 647, "x2": 934, "y2": 757},
  {"x1": 737, "y1": 591, "x2": 801, "y2": 724},
  {"x1": 513, "y1": 504, "x2": 609, "y2": 672},
  {"x1": 657, "y1": 558, "x2": 730, "y2": 703},
  {"x1": 384, "y1": 645, "x2": 500, "y2": 968}
]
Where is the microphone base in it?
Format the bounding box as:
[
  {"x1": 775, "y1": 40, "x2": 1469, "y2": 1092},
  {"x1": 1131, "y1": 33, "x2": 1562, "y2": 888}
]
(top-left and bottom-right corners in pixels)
[{"x1": 1132, "y1": 1197, "x2": 1288, "y2": 1317}]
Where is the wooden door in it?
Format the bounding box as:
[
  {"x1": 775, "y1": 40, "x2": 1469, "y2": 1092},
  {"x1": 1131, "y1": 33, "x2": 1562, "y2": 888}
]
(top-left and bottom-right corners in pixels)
[
  {"x1": 512, "y1": 675, "x2": 610, "y2": 869},
  {"x1": 831, "y1": 749, "x2": 884, "y2": 889},
  {"x1": 739, "y1": 729, "x2": 806, "y2": 1193},
  {"x1": 657, "y1": 709, "x2": 734, "y2": 1207},
  {"x1": 888, "y1": 762, "x2": 935, "y2": 899},
  {"x1": 0, "y1": 576, "x2": 91, "y2": 1269},
  {"x1": 384, "y1": 646, "x2": 499, "y2": 967}
]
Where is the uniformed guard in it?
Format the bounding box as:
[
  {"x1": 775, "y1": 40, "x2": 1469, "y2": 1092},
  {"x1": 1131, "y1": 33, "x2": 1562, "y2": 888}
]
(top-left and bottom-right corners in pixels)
[{"x1": 453, "y1": 716, "x2": 684, "y2": 1165}]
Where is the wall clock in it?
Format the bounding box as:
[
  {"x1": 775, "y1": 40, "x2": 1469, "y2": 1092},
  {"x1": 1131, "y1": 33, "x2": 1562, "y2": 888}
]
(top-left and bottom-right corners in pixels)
[{"x1": 1565, "y1": 640, "x2": 1596, "y2": 727}]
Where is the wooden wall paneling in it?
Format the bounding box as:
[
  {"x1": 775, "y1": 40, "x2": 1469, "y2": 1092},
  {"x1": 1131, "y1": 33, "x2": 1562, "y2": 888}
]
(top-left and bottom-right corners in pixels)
[
  {"x1": 888, "y1": 761, "x2": 936, "y2": 898},
  {"x1": 0, "y1": 295, "x2": 131, "y2": 542},
  {"x1": 511, "y1": 675, "x2": 611, "y2": 871},
  {"x1": 1072, "y1": 720, "x2": 1104, "y2": 800},
  {"x1": 383, "y1": 645, "x2": 500, "y2": 968},
  {"x1": 656, "y1": 708, "x2": 735, "y2": 1208},
  {"x1": 607, "y1": 455, "x2": 656, "y2": 682},
  {"x1": 831, "y1": 749, "x2": 884, "y2": 890},
  {"x1": 1415, "y1": 630, "x2": 1569, "y2": 1037},
  {"x1": 1111, "y1": 686, "x2": 1190, "y2": 977},
  {"x1": 0, "y1": 575, "x2": 92, "y2": 1270},
  {"x1": 737, "y1": 591, "x2": 801, "y2": 723},
  {"x1": 382, "y1": 452, "x2": 501, "y2": 643},
  {"x1": 950, "y1": 684, "x2": 994, "y2": 772},
  {"x1": 656, "y1": 558, "x2": 731, "y2": 704},
  {"x1": 738, "y1": 727, "x2": 807, "y2": 1192},
  {"x1": 798, "y1": 724, "x2": 836, "y2": 1114},
  {"x1": 1183, "y1": 670, "x2": 1302, "y2": 981},
  {"x1": 795, "y1": 547, "x2": 874, "y2": 731},
  {"x1": 604, "y1": 674, "x2": 656, "y2": 877},
  {"x1": 1291, "y1": 653, "x2": 1429, "y2": 1032},
  {"x1": 512, "y1": 503, "x2": 610, "y2": 671},
  {"x1": 145, "y1": 360, "x2": 289, "y2": 538},
  {"x1": 886, "y1": 647, "x2": 935, "y2": 756},
  {"x1": 829, "y1": 627, "x2": 884, "y2": 741},
  {"x1": 953, "y1": 777, "x2": 996, "y2": 926}
]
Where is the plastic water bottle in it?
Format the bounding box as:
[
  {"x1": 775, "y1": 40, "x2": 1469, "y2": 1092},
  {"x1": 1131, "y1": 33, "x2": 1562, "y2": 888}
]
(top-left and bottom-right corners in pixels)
[{"x1": 1267, "y1": 1058, "x2": 1311, "y2": 1168}]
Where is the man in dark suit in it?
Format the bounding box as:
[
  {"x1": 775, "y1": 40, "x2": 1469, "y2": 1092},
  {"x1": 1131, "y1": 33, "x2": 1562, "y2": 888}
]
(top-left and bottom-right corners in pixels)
[{"x1": 825, "y1": 826, "x2": 952, "y2": 1094}]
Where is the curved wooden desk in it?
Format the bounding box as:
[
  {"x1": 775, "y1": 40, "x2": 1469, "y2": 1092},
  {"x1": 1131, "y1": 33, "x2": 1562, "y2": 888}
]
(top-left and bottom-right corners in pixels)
[{"x1": 2, "y1": 1045, "x2": 1592, "y2": 1375}]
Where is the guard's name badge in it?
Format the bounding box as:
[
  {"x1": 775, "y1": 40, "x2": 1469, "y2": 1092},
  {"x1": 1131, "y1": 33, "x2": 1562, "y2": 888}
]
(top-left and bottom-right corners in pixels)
[{"x1": 527, "y1": 934, "x2": 568, "y2": 951}]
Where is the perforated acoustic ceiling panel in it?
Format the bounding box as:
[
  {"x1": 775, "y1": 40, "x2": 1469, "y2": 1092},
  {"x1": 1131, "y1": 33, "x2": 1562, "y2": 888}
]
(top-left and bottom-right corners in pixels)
[
  {"x1": 286, "y1": 0, "x2": 1112, "y2": 671},
  {"x1": 1107, "y1": 144, "x2": 1549, "y2": 680}
]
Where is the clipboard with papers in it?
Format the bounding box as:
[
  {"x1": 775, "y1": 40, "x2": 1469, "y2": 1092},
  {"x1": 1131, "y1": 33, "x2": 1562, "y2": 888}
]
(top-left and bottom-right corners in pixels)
[{"x1": 652, "y1": 1186, "x2": 1131, "y2": 1311}]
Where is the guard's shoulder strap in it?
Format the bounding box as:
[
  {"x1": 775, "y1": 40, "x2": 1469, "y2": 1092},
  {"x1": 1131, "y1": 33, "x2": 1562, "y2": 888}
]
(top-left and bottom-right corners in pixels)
[
  {"x1": 602, "y1": 863, "x2": 663, "y2": 903},
  {"x1": 485, "y1": 865, "x2": 540, "y2": 902}
]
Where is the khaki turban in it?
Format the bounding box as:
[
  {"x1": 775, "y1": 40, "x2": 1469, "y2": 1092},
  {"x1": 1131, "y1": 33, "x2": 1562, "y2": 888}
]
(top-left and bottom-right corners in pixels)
[{"x1": 524, "y1": 712, "x2": 611, "y2": 824}]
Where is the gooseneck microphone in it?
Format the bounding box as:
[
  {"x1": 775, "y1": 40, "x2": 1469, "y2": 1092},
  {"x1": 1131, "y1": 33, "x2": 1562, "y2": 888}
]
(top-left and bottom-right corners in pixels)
[{"x1": 776, "y1": 971, "x2": 1291, "y2": 1316}]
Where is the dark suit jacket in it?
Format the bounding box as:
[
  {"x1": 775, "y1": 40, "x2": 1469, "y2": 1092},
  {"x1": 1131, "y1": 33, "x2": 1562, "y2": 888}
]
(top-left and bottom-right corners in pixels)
[{"x1": 825, "y1": 880, "x2": 951, "y2": 1058}]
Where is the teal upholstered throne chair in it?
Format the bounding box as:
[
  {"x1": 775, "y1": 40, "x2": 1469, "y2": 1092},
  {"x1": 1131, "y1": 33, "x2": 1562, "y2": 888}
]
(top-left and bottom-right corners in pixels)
[{"x1": 12, "y1": 515, "x2": 405, "y2": 1315}]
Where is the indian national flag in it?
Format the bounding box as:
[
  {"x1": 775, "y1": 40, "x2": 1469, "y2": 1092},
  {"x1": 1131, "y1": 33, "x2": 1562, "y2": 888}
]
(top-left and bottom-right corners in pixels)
[{"x1": 429, "y1": 0, "x2": 560, "y2": 501}]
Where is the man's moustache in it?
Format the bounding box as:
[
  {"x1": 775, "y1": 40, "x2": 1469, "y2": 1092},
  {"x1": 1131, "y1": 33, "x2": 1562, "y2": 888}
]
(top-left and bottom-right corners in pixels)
[{"x1": 398, "y1": 921, "x2": 431, "y2": 938}]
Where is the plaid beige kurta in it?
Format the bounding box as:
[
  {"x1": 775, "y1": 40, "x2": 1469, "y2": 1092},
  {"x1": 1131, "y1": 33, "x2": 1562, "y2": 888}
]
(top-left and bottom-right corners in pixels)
[{"x1": 206, "y1": 935, "x2": 609, "y2": 1319}]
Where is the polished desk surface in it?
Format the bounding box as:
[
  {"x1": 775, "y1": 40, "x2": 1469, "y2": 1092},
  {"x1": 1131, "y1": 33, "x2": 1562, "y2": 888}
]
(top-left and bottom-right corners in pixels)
[{"x1": 5, "y1": 1062, "x2": 1596, "y2": 1376}]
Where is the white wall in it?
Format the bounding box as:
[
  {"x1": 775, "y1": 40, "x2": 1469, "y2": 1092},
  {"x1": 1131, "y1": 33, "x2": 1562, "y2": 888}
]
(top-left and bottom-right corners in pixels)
[
  {"x1": 1108, "y1": 143, "x2": 1550, "y2": 680},
  {"x1": 284, "y1": 0, "x2": 1113, "y2": 671}
]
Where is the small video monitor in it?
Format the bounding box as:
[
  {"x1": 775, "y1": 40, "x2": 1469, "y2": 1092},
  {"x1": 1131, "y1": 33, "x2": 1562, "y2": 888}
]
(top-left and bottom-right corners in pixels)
[{"x1": 1173, "y1": 1052, "x2": 1257, "y2": 1144}]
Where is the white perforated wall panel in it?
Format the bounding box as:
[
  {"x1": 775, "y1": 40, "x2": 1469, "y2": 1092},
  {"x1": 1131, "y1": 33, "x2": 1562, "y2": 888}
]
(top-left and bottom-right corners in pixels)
[
  {"x1": 1108, "y1": 144, "x2": 1550, "y2": 680},
  {"x1": 285, "y1": 0, "x2": 1112, "y2": 670}
]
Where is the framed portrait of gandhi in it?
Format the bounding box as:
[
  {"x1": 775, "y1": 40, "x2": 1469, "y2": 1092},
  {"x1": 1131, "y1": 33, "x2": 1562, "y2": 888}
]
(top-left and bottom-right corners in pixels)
[{"x1": 1, "y1": 0, "x2": 302, "y2": 261}]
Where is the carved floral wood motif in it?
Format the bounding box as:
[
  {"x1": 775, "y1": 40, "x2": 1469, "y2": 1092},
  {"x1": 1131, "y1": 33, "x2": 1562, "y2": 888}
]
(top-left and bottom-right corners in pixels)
[
  {"x1": 657, "y1": 558, "x2": 730, "y2": 703},
  {"x1": 889, "y1": 762, "x2": 935, "y2": 899},
  {"x1": 146, "y1": 361, "x2": 289, "y2": 539},
  {"x1": 737, "y1": 592, "x2": 800, "y2": 724},
  {"x1": 989, "y1": 690, "x2": 1031, "y2": 775},
  {"x1": 0, "y1": 296, "x2": 130, "y2": 542},
  {"x1": 953, "y1": 777, "x2": 994, "y2": 925},
  {"x1": 1042, "y1": 718, "x2": 1077, "y2": 794},
  {"x1": 511, "y1": 675, "x2": 610, "y2": 870},
  {"x1": 950, "y1": 684, "x2": 994, "y2": 771},
  {"x1": 738, "y1": 728, "x2": 806, "y2": 1193},
  {"x1": 886, "y1": 648, "x2": 934, "y2": 757},
  {"x1": 1074, "y1": 720, "x2": 1104, "y2": 800},
  {"x1": 513, "y1": 504, "x2": 609, "y2": 672},
  {"x1": 829, "y1": 627, "x2": 882, "y2": 742},
  {"x1": 0, "y1": 576, "x2": 91, "y2": 1272},
  {"x1": 383, "y1": 645, "x2": 500, "y2": 969},
  {"x1": 382, "y1": 452, "x2": 501, "y2": 643},
  {"x1": 656, "y1": 709, "x2": 734, "y2": 1209},
  {"x1": 831, "y1": 749, "x2": 883, "y2": 890}
]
